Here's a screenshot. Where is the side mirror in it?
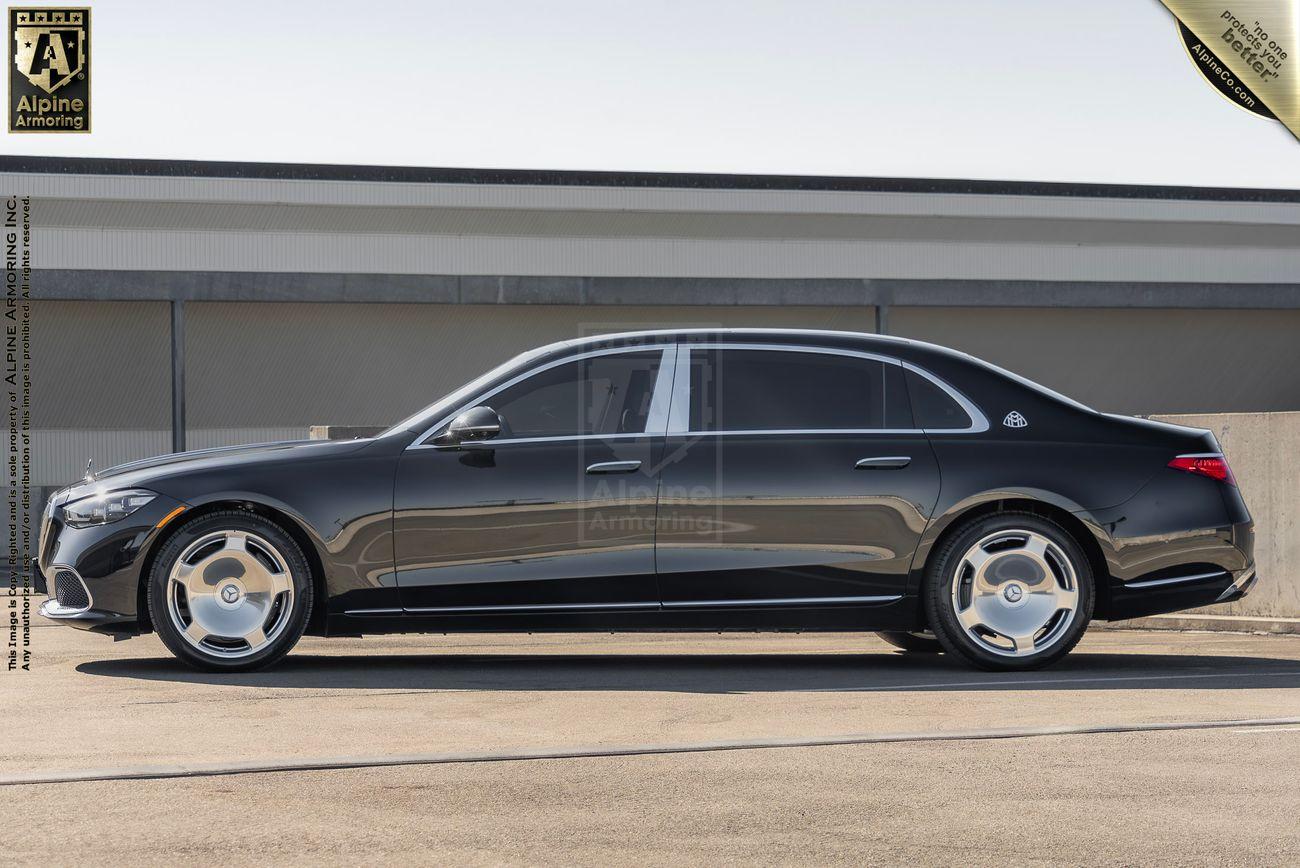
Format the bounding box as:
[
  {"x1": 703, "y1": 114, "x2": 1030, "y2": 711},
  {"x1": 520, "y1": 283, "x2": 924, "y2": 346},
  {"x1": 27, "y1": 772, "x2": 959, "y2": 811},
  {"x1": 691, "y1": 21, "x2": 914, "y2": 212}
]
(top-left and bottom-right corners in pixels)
[{"x1": 443, "y1": 405, "x2": 502, "y2": 447}]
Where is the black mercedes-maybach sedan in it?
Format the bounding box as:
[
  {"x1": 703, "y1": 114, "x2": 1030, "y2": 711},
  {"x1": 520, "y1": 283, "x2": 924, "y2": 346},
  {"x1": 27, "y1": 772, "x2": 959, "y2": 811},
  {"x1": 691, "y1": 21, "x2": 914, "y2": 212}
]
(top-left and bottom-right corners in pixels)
[{"x1": 37, "y1": 329, "x2": 1256, "y2": 672}]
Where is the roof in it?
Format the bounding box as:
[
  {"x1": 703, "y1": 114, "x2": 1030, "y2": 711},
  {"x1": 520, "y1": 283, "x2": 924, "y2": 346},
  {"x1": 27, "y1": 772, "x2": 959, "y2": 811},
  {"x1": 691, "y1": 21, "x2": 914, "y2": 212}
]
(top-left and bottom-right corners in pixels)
[
  {"x1": 4, "y1": 155, "x2": 1299, "y2": 203},
  {"x1": 566, "y1": 327, "x2": 911, "y2": 346}
]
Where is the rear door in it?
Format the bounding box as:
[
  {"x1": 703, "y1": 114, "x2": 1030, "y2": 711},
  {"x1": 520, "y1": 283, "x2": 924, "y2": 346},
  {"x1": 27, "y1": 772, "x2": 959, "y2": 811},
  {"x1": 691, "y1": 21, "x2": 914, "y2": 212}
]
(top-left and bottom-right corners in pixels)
[{"x1": 655, "y1": 345, "x2": 942, "y2": 608}]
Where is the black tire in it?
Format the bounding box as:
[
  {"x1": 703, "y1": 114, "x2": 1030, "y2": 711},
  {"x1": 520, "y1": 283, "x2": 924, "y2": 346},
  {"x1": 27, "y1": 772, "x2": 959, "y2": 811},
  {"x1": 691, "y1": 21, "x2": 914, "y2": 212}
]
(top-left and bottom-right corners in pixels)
[
  {"x1": 876, "y1": 631, "x2": 944, "y2": 653},
  {"x1": 923, "y1": 512, "x2": 1094, "y2": 672},
  {"x1": 147, "y1": 510, "x2": 313, "y2": 672}
]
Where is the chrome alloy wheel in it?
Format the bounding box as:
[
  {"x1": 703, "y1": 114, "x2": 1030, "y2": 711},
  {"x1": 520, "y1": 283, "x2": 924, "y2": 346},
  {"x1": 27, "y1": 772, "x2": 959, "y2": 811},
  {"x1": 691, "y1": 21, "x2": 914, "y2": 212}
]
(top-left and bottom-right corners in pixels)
[
  {"x1": 950, "y1": 529, "x2": 1080, "y2": 658},
  {"x1": 166, "y1": 529, "x2": 295, "y2": 659}
]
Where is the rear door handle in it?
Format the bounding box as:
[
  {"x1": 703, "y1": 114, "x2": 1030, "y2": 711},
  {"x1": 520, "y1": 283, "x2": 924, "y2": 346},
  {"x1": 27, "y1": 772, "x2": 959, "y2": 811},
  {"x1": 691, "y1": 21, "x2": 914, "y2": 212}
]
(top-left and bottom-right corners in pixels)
[
  {"x1": 855, "y1": 456, "x2": 911, "y2": 470},
  {"x1": 586, "y1": 460, "x2": 642, "y2": 474}
]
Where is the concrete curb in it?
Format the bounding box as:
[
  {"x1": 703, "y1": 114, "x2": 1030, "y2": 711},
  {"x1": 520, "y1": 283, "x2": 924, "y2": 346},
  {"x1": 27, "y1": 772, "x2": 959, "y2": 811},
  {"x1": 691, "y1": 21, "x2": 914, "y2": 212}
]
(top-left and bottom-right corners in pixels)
[{"x1": 1098, "y1": 614, "x2": 1300, "y2": 635}]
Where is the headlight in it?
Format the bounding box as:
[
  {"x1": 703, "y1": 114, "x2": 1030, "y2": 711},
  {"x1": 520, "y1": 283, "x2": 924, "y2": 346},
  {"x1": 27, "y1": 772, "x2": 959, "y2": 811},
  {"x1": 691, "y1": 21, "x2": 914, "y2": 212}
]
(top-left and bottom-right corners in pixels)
[{"x1": 61, "y1": 489, "x2": 156, "y2": 527}]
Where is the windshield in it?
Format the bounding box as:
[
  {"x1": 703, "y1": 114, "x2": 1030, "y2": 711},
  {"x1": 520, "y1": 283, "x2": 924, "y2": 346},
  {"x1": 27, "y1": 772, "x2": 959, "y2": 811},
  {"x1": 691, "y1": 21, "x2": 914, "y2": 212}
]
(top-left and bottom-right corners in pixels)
[{"x1": 379, "y1": 344, "x2": 558, "y2": 438}]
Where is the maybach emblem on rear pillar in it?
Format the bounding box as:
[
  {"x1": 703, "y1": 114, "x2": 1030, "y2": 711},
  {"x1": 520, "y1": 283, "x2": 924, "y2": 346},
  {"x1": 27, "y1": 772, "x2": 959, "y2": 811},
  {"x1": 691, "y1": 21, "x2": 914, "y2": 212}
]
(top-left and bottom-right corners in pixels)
[{"x1": 1003, "y1": 411, "x2": 1028, "y2": 428}]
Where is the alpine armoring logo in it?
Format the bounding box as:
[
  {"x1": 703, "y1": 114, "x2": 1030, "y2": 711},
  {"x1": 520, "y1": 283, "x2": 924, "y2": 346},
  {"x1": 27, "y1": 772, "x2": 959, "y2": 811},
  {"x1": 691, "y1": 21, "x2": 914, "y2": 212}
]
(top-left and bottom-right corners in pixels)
[{"x1": 8, "y1": 7, "x2": 90, "y2": 133}]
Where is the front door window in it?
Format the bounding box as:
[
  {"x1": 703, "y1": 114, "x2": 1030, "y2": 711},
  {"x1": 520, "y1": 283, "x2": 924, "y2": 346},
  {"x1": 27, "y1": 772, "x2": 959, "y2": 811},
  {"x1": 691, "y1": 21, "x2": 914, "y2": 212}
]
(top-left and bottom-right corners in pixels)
[{"x1": 472, "y1": 350, "x2": 664, "y2": 439}]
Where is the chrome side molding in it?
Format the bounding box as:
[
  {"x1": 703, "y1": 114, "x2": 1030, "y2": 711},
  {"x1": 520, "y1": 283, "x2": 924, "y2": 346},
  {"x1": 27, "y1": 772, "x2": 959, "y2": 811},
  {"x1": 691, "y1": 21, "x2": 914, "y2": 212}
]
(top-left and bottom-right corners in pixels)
[{"x1": 1124, "y1": 569, "x2": 1229, "y2": 590}]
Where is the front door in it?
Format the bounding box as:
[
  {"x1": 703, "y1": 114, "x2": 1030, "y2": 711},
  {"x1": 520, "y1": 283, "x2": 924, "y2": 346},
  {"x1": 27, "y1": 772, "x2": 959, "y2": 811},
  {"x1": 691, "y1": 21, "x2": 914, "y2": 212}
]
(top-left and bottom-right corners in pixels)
[
  {"x1": 655, "y1": 345, "x2": 941, "y2": 608},
  {"x1": 394, "y1": 346, "x2": 672, "y2": 613}
]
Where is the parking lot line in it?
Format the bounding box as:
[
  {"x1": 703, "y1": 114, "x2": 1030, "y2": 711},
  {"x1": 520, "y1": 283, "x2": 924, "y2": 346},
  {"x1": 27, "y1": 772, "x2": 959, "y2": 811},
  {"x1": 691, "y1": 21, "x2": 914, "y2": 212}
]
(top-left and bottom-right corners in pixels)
[{"x1": 5, "y1": 715, "x2": 1299, "y2": 789}]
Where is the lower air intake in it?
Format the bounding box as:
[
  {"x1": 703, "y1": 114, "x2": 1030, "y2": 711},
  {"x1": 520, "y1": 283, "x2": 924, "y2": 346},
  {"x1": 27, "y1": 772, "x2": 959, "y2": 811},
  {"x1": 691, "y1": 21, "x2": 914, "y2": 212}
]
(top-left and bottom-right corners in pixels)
[{"x1": 54, "y1": 570, "x2": 90, "y2": 611}]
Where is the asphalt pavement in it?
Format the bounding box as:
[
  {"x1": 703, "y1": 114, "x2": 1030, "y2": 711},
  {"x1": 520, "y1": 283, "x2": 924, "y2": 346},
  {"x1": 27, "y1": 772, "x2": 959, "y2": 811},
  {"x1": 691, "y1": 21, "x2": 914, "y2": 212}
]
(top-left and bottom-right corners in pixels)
[{"x1": 5, "y1": 621, "x2": 1298, "y2": 864}]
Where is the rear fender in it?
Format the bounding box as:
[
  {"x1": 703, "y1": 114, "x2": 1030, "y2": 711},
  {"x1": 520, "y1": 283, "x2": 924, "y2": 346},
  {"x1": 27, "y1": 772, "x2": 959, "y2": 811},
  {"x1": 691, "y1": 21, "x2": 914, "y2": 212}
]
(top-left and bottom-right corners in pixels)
[{"x1": 906, "y1": 488, "x2": 1114, "y2": 600}]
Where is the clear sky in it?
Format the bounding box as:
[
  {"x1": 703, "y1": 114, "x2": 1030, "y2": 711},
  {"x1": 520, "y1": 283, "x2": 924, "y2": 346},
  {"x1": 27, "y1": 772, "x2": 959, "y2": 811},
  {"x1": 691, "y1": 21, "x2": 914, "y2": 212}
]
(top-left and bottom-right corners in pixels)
[{"x1": 4, "y1": 0, "x2": 1298, "y2": 188}]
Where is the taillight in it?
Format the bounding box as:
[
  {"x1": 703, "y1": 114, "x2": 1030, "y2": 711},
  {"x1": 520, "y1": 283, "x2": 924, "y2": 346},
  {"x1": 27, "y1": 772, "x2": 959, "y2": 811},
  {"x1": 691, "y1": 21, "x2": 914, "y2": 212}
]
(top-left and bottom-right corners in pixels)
[{"x1": 1168, "y1": 453, "x2": 1236, "y2": 486}]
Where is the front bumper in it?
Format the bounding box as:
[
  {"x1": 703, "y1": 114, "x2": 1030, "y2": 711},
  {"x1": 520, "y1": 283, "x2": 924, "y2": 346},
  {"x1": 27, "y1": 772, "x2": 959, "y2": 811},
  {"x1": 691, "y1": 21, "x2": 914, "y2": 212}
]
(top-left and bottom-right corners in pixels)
[
  {"x1": 38, "y1": 597, "x2": 143, "y2": 634},
  {"x1": 36, "y1": 492, "x2": 188, "y2": 636},
  {"x1": 35, "y1": 563, "x2": 141, "y2": 634}
]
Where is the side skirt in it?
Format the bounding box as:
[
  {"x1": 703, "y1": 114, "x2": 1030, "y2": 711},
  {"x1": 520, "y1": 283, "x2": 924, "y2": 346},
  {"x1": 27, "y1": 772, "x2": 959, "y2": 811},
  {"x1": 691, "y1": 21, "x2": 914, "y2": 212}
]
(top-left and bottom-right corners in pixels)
[{"x1": 327, "y1": 597, "x2": 918, "y2": 637}]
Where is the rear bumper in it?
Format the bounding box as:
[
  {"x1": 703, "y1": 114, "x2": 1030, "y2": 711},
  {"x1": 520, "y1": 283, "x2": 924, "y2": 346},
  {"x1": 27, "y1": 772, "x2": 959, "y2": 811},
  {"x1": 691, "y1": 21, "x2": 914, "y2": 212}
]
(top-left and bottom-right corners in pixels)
[{"x1": 1108, "y1": 562, "x2": 1256, "y2": 621}]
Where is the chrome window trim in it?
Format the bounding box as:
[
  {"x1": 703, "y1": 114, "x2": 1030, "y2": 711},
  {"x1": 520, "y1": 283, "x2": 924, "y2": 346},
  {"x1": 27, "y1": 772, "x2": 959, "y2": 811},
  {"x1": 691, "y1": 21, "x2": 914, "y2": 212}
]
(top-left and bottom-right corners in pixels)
[
  {"x1": 671, "y1": 342, "x2": 988, "y2": 436},
  {"x1": 408, "y1": 338, "x2": 991, "y2": 448},
  {"x1": 426, "y1": 432, "x2": 654, "y2": 448},
  {"x1": 673, "y1": 429, "x2": 925, "y2": 437},
  {"x1": 666, "y1": 340, "x2": 692, "y2": 434},
  {"x1": 408, "y1": 345, "x2": 676, "y2": 450},
  {"x1": 644, "y1": 345, "x2": 677, "y2": 436}
]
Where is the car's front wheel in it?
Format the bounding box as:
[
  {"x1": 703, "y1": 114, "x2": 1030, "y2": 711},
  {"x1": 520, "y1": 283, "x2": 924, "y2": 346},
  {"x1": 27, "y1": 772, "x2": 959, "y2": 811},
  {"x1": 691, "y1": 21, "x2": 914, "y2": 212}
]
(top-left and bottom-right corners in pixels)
[
  {"x1": 147, "y1": 511, "x2": 313, "y2": 672},
  {"x1": 924, "y1": 512, "x2": 1094, "y2": 671}
]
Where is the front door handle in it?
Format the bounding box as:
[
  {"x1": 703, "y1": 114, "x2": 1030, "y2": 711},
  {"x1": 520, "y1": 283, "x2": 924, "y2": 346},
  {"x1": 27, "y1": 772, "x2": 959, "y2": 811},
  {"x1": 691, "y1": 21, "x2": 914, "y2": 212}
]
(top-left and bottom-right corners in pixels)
[
  {"x1": 586, "y1": 460, "x2": 642, "y2": 474},
  {"x1": 855, "y1": 456, "x2": 911, "y2": 470}
]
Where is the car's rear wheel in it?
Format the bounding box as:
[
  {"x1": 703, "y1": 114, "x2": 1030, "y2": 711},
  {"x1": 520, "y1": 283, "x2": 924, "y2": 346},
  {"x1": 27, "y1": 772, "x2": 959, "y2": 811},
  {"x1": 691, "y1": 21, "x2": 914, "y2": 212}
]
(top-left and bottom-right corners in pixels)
[
  {"x1": 924, "y1": 512, "x2": 1093, "y2": 671},
  {"x1": 147, "y1": 511, "x2": 312, "y2": 672},
  {"x1": 876, "y1": 630, "x2": 943, "y2": 653}
]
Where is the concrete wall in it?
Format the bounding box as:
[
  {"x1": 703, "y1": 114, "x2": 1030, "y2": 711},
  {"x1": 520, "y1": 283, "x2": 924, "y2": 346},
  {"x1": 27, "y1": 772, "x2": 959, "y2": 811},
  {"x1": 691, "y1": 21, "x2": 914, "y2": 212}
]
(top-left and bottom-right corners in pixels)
[{"x1": 1151, "y1": 412, "x2": 1300, "y2": 620}]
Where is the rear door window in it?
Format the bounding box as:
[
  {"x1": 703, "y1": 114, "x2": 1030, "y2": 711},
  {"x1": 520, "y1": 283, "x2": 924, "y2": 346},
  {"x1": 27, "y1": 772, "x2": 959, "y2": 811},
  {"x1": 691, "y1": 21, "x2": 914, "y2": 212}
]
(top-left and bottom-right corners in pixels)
[{"x1": 688, "y1": 348, "x2": 912, "y2": 432}]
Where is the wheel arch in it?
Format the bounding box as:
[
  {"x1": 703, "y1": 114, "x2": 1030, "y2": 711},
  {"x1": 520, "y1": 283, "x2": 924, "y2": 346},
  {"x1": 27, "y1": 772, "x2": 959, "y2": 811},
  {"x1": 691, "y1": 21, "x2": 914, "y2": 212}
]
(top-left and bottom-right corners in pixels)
[
  {"x1": 909, "y1": 493, "x2": 1113, "y2": 623},
  {"x1": 135, "y1": 497, "x2": 330, "y2": 637}
]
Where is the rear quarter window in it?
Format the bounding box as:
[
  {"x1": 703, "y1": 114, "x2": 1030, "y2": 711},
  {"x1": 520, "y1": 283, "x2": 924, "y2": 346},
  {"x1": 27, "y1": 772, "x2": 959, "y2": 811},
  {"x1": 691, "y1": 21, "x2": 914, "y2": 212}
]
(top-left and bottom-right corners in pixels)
[{"x1": 904, "y1": 368, "x2": 973, "y2": 430}]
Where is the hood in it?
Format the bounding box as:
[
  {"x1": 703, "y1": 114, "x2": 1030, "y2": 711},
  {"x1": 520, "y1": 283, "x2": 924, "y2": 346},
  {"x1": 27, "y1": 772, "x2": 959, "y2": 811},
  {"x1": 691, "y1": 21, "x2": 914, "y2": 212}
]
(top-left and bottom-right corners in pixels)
[{"x1": 55, "y1": 438, "x2": 372, "y2": 502}]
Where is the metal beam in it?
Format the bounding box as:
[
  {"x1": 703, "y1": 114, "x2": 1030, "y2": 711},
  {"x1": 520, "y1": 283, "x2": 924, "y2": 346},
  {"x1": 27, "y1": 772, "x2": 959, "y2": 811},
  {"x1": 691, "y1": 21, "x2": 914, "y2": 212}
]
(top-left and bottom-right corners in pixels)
[
  {"x1": 170, "y1": 300, "x2": 185, "y2": 453},
  {"x1": 28, "y1": 270, "x2": 1300, "y2": 310}
]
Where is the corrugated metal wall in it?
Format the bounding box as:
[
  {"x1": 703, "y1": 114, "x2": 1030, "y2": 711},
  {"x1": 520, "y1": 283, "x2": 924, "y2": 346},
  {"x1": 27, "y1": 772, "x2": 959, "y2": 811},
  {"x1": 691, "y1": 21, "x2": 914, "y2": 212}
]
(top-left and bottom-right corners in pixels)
[
  {"x1": 16, "y1": 169, "x2": 1300, "y2": 283},
  {"x1": 36, "y1": 302, "x2": 877, "y2": 487},
  {"x1": 37, "y1": 300, "x2": 1300, "y2": 489},
  {"x1": 17, "y1": 166, "x2": 1300, "y2": 487},
  {"x1": 891, "y1": 308, "x2": 1300, "y2": 415},
  {"x1": 33, "y1": 301, "x2": 171, "y2": 487},
  {"x1": 185, "y1": 303, "x2": 878, "y2": 443},
  {"x1": 32, "y1": 301, "x2": 1300, "y2": 490}
]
